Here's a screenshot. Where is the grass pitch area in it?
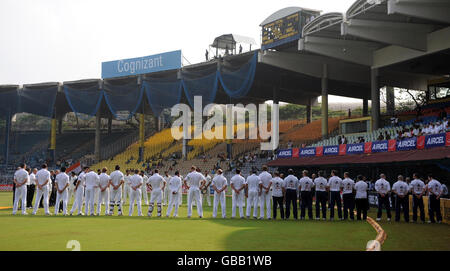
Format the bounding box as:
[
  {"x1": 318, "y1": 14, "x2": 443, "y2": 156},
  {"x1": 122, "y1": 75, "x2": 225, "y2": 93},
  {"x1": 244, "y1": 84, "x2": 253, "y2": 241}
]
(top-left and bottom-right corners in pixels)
[{"x1": 0, "y1": 192, "x2": 448, "y2": 251}]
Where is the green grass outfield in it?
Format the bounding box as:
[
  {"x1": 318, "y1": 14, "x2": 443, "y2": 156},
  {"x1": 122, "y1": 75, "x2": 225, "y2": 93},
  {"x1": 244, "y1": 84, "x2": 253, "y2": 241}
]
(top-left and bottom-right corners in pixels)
[{"x1": 0, "y1": 192, "x2": 448, "y2": 251}]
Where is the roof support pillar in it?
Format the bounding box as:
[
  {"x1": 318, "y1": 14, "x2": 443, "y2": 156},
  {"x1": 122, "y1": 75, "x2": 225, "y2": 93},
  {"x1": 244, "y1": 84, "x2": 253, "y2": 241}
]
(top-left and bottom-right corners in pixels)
[
  {"x1": 386, "y1": 86, "x2": 395, "y2": 116},
  {"x1": 321, "y1": 64, "x2": 329, "y2": 139},
  {"x1": 94, "y1": 111, "x2": 101, "y2": 162},
  {"x1": 306, "y1": 98, "x2": 312, "y2": 124},
  {"x1": 371, "y1": 68, "x2": 380, "y2": 130},
  {"x1": 363, "y1": 98, "x2": 369, "y2": 117},
  {"x1": 3, "y1": 110, "x2": 12, "y2": 166}
]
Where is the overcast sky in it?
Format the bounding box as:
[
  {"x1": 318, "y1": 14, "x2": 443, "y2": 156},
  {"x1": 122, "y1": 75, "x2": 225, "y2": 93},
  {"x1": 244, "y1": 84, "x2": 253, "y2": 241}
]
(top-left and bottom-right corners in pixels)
[{"x1": 0, "y1": 0, "x2": 362, "y2": 102}]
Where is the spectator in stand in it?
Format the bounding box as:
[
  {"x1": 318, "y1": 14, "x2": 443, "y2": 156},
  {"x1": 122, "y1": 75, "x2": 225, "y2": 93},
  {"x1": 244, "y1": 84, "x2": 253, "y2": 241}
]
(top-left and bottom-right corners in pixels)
[
  {"x1": 439, "y1": 107, "x2": 447, "y2": 120},
  {"x1": 384, "y1": 132, "x2": 391, "y2": 140},
  {"x1": 377, "y1": 133, "x2": 384, "y2": 141},
  {"x1": 404, "y1": 129, "x2": 411, "y2": 138},
  {"x1": 396, "y1": 130, "x2": 403, "y2": 140},
  {"x1": 391, "y1": 115, "x2": 399, "y2": 126}
]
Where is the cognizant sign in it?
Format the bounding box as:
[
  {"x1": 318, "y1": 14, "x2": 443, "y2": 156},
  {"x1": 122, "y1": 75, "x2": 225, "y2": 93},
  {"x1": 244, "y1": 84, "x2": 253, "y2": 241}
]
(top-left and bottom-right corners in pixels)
[{"x1": 101, "y1": 50, "x2": 182, "y2": 79}]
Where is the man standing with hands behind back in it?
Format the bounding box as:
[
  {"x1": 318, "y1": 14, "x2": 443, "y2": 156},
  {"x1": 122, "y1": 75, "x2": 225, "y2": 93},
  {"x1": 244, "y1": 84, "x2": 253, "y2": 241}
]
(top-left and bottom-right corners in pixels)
[
  {"x1": 32, "y1": 164, "x2": 51, "y2": 216},
  {"x1": 12, "y1": 163, "x2": 29, "y2": 215},
  {"x1": 259, "y1": 166, "x2": 272, "y2": 220},
  {"x1": 54, "y1": 167, "x2": 70, "y2": 216}
]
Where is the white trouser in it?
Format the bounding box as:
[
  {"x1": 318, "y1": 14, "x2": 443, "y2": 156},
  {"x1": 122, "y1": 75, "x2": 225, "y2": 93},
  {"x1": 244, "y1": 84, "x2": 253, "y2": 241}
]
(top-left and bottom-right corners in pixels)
[
  {"x1": 67, "y1": 186, "x2": 75, "y2": 204},
  {"x1": 232, "y1": 190, "x2": 245, "y2": 218},
  {"x1": 178, "y1": 186, "x2": 183, "y2": 206},
  {"x1": 150, "y1": 189, "x2": 162, "y2": 204},
  {"x1": 33, "y1": 186, "x2": 49, "y2": 214},
  {"x1": 70, "y1": 187, "x2": 84, "y2": 214},
  {"x1": 213, "y1": 191, "x2": 226, "y2": 218},
  {"x1": 97, "y1": 188, "x2": 110, "y2": 215},
  {"x1": 85, "y1": 188, "x2": 96, "y2": 215},
  {"x1": 94, "y1": 187, "x2": 100, "y2": 206},
  {"x1": 55, "y1": 190, "x2": 68, "y2": 215},
  {"x1": 260, "y1": 191, "x2": 272, "y2": 219},
  {"x1": 129, "y1": 189, "x2": 142, "y2": 216},
  {"x1": 13, "y1": 185, "x2": 27, "y2": 215},
  {"x1": 202, "y1": 188, "x2": 211, "y2": 206},
  {"x1": 166, "y1": 191, "x2": 180, "y2": 217},
  {"x1": 163, "y1": 186, "x2": 169, "y2": 205},
  {"x1": 246, "y1": 190, "x2": 259, "y2": 218},
  {"x1": 187, "y1": 187, "x2": 202, "y2": 217},
  {"x1": 109, "y1": 187, "x2": 123, "y2": 214},
  {"x1": 142, "y1": 186, "x2": 149, "y2": 205},
  {"x1": 123, "y1": 183, "x2": 130, "y2": 204}
]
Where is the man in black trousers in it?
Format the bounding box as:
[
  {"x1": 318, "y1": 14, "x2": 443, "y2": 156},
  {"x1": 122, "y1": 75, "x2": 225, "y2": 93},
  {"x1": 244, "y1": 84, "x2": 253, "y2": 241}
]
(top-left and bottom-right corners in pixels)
[
  {"x1": 283, "y1": 169, "x2": 298, "y2": 220},
  {"x1": 410, "y1": 173, "x2": 426, "y2": 223},
  {"x1": 314, "y1": 170, "x2": 328, "y2": 220},
  {"x1": 299, "y1": 170, "x2": 313, "y2": 220},
  {"x1": 26, "y1": 168, "x2": 37, "y2": 208}
]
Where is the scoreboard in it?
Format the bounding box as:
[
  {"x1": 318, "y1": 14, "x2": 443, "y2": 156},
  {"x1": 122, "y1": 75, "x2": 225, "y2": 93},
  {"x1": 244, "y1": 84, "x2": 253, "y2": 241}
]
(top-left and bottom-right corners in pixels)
[{"x1": 261, "y1": 10, "x2": 319, "y2": 50}]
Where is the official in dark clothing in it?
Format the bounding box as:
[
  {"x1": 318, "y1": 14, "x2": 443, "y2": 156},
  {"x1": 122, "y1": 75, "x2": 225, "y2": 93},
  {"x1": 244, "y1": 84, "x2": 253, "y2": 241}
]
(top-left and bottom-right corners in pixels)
[
  {"x1": 26, "y1": 168, "x2": 37, "y2": 208},
  {"x1": 283, "y1": 169, "x2": 299, "y2": 220},
  {"x1": 313, "y1": 171, "x2": 328, "y2": 220},
  {"x1": 410, "y1": 173, "x2": 426, "y2": 223},
  {"x1": 298, "y1": 170, "x2": 313, "y2": 220}
]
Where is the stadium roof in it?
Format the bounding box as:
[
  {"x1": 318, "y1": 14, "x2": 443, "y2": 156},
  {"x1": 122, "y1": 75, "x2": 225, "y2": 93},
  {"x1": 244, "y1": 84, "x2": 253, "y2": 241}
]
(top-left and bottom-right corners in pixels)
[{"x1": 267, "y1": 146, "x2": 450, "y2": 167}]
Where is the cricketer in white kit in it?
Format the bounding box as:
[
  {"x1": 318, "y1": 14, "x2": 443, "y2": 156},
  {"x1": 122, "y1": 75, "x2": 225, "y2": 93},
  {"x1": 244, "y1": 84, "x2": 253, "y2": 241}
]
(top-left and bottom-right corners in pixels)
[
  {"x1": 70, "y1": 168, "x2": 87, "y2": 216},
  {"x1": 123, "y1": 170, "x2": 131, "y2": 205},
  {"x1": 245, "y1": 170, "x2": 261, "y2": 219},
  {"x1": 184, "y1": 167, "x2": 206, "y2": 218},
  {"x1": 141, "y1": 171, "x2": 149, "y2": 205},
  {"x1": 230, "y1": 169, "x2": 246, "y2": 218},
  {"x1": 212, "y1": 169, "x2": 227, "y2": 218},
  {"x1": 32, "y1": 164, "x2": 51, "y2": 215},
  {"x1": 147, "y1": 169, "x2": 166, "y2": 217},
  {"x1": 128, "y1": 170, "x2": 143, "y2": 216},
  {"x1": 97, "y1": 168, "x2": 111, "y2": 216},
  {"x1": 166, "y1": 171, "x2": 182, "y2": 217},
  {"x1": 162, "y1": 171, "x2": 171, "y2": 206},
  {"x1": 109, "y1": 165, "x2": 124, "y2": 216},
  {"x1": 84, "y1": 168, "x2": 100, "y2": 216},
  {"x1": 259, "y1": 166, "x2": 273, "y2": 219},
  {"x1": 12, "y1": 163, "x2": 29, "y2": 215},
  {"x1": 54, "y1": 167, "x2": 70, "y2": 215}
]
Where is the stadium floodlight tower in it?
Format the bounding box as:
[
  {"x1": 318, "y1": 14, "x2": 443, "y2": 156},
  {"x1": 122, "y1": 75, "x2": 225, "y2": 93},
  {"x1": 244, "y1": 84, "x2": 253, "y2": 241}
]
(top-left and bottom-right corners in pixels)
[{"x1": 209, "y1": 34, "x2": 257, "y2": 59}]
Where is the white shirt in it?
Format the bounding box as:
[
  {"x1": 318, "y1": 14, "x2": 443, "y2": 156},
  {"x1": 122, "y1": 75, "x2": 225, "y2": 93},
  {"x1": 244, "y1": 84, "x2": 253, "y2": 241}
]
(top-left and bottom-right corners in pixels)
[
  {"x1": 84, "y1": 171, "x2": 99, "y2": 190},
  {"x1": 284, "y1": 175, "x2": 299, "y2": 191},
  {"x1": 35, "y1": 168, "x2": 51, "y2": 187},
  {"x1": 375, "y1": 178, "x2": 391, "y2": 194},
  {"x1": 148, "y1": 173, "x2": 165, "y2": 191},
  {"x1": 271, "y1": 177, "x2": 285, "y2": 197},
  {"x1": 392, "y1": 180, "x2": 409, "y2": 196},
  {"x1": 328, "y1": 176, "x2": 343, "y2": 191},
  {"x1": 342, "y1": 178, "x2": 355, "y2": 194},
  {"x1": 212, "y1": 174, "x2": 227, "y2": 191},
  {"x1": 354, "y1": 181, "x2": 368, "y2": 199},
  {"x1": 168, "y1": 176, "x2": 182, "y2": 193},
  {"x1": 230, "y1": 174, "x2": 245, "y2": 190},
  {"x1": 246, "y1": 174, "x2": 261, "y2": 192},
  {"x1": 410, "y1": 179, "x2": 425, "y2": 195},
  {"x1": 314, "y1": 177, "x2": 328, "y2": 192},
  {"x1": 142, "y1": 175, "x2": 149, "y2": 187},
  {"x1": 124, "y1": 174, "x2": 131, "y2": 185},
  {"x1": 29, "y1": 173, "x2": 36, "y2": 185},
  {"x1": 184, "y1": 171, "x2": 205, "y2": 189},
  {"x1": 98, "y1": 173, "x2": 111, "y2": 189},
  {"x1": 259, "y1": 171, "x2": 272, "y2": 189},
  {"x1": 14, "y1": 168, "x2": 29, "y2": 186},
  {"x1": 55, "y1": 172, "x2": 70, "y2": 191},
  {"x1": 299, "y1": 176, "x2": 313, "y2": 192},
  {"x1": 164, "y1": 175, "x2": 171, "y2": 189},
  {"x1": 427, "y1": 179, "x2": 442, "y2": 196},
  {"x1": 129, "y1": 174, "x2": 143, "y2": 189},
  {"x1": 110, "y1": 170, "x2": 124, "y2": 187}
]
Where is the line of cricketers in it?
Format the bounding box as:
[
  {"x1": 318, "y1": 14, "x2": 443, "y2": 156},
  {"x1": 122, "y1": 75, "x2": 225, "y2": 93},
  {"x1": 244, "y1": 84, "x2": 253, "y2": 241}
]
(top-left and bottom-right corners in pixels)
[{"x1": 12, "y1": 163, "x2": 445, "y2": 223}]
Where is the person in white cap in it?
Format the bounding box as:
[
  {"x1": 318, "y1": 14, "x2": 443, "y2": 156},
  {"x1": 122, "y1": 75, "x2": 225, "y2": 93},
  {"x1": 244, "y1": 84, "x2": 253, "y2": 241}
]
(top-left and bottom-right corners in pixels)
[
  {"x1": 211, "y1": 169, "x2": 227, "y2": 218},
  {"x1": 426, "y1": 173, "x2": 443, "y2": 223},
  {"x1": 147, "y1": 169, "x2": 166, "y2": 217},
  {"x1": 32, "y1": 164, "x2": 51, "y2": 215},
  {"x1": 70, "y1": 167, "x2": 87, "y2": 216},
  {"x1": 128, "y1": 169, "x2": 143, "y2": 216},
  {"x1": 230, "y1": 169, "x2": 246, "y2": 219},
  {"x1": 97, "y1": 167, "x2": 111, "y2": 216},
  {"x1": 245, "y1": 169, "x2": 260, "y2": 219},
  {"x1": 392, "y1": 175, "x2": 410, "y2": 222},
  {"x1": 84, "y1": 167, "x2": 99, "y2": 216},
  {"x1": 184, "y1": 166, "x2": 206, "y2": 218},
  {"x1": 54, "y1": 167, "x2": 70, "y2": 215},
  {"x1": 375, "y1": 173, "x2": 392, "y2": 221},
  {"x1": 341, "y1": 172, "x2": 355, "y2": 220},
  {"x1": 166, "y1": 170, "x2": 182, "y2": 217},
  {"x1": 12, "y1": 163, "x2": 29, "y2": 215},
  {"x1": 258, "y1": 165, "x2": 272, "y2": 220},
  {"x1": 109, "y1": 165, "x2": 124, "y2": 216},
  {"x1": 409, "y1": 173, "x2": 425, "y2": 223}
]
